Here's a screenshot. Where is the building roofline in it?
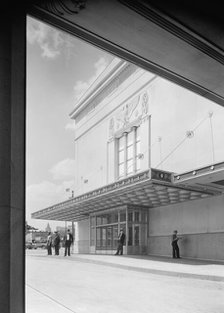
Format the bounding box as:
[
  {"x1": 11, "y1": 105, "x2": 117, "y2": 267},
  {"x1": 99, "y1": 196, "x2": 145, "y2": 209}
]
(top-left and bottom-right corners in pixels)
[{"x1": 69, "y1": 58, "x2": 129, "y2": 119}]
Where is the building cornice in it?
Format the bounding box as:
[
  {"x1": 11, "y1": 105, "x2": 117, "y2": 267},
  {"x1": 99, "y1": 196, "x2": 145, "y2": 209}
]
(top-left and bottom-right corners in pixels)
[
  {"x1": 70, "y1": 59, "x2": 138, "y2": 120},
  {"x1": 74, "y1": 72, "x2": 156, "y2": 141}
]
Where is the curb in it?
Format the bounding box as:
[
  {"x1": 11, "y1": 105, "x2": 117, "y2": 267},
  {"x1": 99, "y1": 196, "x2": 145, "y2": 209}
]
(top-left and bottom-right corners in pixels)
[
  {"x1": 26, "y1": 253, "x2": 224, "y2": 282},
  {"x1": 71, "y1": 256, "x2": 224, "y2": 282}
]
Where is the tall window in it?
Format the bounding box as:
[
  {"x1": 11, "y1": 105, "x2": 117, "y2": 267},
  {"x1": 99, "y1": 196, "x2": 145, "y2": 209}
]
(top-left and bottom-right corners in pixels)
[
  {"x1": 127, "y1": 130, "x2": 134, "y2": 175},
  {"x1": 118, "y1": 126, "x2": 140, "y2": 179},
  {"x1": 136, "y1": 127, "x2": 141, "y2": 172},
  {"x1": 118, "y1": 136, "x2": 125, "y2": 179}
]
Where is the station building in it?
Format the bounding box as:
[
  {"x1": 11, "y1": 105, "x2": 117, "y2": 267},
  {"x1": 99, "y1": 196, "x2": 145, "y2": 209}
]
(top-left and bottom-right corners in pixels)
[{"x1": 32, "y1": 58, "x2": 224, "y2": 261}]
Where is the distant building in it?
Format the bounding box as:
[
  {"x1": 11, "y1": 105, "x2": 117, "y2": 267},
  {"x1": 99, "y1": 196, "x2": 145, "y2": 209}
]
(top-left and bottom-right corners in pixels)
[
  {"x1": 45, "y1": 222, "x2": 51, "y2": 233},
  {"x1": 32, "y1": 58, "x2": 224, "y2": 261},
  {"x1": 56, "y1": 226, "x2": 66, "y2": 237},
  {"x1": 26, "y1": 231, "x2": 48, "y2": 243}
]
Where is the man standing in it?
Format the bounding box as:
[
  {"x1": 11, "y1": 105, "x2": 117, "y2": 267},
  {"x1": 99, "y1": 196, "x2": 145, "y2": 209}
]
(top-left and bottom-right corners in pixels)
[
  {"x1": 115, "y1": 228, "x2": 126, "y2": 255},
  {"x1": 171, "y1": 230, "x2": 182, "y2": 258},
  {"x1": 46, "y1": 232, "x2": 52, "y2": 255},
  {"x1": 64, "y1": 229, "x2": 73, "y2": 256},
  {"x1": 53, "y1": 231, "x2": 60, "y2": 256}
]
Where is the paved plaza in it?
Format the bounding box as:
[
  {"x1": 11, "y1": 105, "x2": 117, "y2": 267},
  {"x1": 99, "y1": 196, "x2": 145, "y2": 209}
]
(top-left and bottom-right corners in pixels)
[{"x1": 26, "y1": 250, "x2": 224, "y2": 313}]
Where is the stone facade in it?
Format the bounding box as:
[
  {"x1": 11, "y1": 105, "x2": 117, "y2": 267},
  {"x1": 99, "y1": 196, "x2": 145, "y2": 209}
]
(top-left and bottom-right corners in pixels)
[{"x1": 71, "y1": 59, "x2": 224, "y2": 260}]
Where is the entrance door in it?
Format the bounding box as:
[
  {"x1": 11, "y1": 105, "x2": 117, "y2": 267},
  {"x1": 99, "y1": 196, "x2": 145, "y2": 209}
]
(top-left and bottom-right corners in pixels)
[{"x1": 127, "y1": 209, "x2": 148, "y2": 254}]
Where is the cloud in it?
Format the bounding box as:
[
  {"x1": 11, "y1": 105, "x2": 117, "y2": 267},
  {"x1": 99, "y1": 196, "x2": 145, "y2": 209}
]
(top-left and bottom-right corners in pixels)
[
  {"x1": 64, "y1": 57, "x2": 111, "y2": 130},
  {"x1": 49, "y1": 158, "x2": 75, "y2": 180},
  {"x1": 40, "y1": 42, "x2": 60, "y2": 59},
  {"x1": 26, "y1": 180, "x2": 74, "y2": 218},
  {"x1": 94, "y1": 57, "x2": 110, "y2": 76},
  {"x1": 27, "y1": 17, "x2": 74, "y2": 60},
  {"x1": 73, "y1": 57, "x2": 110, "y2": 101}
]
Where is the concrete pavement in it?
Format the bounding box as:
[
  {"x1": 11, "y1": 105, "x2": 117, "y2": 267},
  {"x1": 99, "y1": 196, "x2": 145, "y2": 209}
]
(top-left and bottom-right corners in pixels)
[
  {"x1": 26, "y1": 249, "x2": 224, "y2": 281},
  {"x1": 68, "y1": 253, "x2": 224, "y2": 282},
  {"x1": 26, "y1": 250, "x2": 224, "y2": 313}
]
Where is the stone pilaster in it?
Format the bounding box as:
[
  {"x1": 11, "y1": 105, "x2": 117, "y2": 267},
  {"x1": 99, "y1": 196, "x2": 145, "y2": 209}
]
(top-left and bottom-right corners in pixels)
[{"x1": 0, "y1": 9, "x2": 26, "y2": 313}]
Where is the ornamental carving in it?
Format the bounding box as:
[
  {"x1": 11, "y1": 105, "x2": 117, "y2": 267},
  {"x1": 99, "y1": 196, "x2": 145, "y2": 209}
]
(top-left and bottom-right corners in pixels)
[
  {"x1": 109, "y1": 91, "x2": 150, "y2": 137},
  {"x1": 32, "y1": 0, "x2": 87, "y2": 15},
  {"x1": 116, "y1": 95, "x2": 140, "y2": 129},
  {"x1": 142, "y1": 92, "x2": 149, "y2": 115}
]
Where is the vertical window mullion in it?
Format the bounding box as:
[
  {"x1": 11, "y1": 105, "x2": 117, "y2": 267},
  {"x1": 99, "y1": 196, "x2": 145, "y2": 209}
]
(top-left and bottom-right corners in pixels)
[
  {"x1": 136, "y1": 127, "x2": 141, "y2": 172},
  {"x1": 118, "y1": 136, "x2": 125, "y2": 179},
  {"x1": 124, "y1": 132, "x2": 128, "y2": 177},
  {"x1": 133, "y1": 127, "x2": 137, "y2": 173}
]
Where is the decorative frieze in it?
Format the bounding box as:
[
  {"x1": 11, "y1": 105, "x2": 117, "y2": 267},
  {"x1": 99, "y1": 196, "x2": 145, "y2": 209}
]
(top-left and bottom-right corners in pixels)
[
  {"x1": 32, "y1": 166, "x2": 222, "y2": 222},
  {"x1": 32, "y1": 169, "x2": 151, "y2": 218}
]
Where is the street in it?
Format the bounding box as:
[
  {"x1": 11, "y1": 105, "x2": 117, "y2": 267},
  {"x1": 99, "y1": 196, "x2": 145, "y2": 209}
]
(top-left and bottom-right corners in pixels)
[{"x1": 26, "y1": 251, "x2": 224, "y2": 313}]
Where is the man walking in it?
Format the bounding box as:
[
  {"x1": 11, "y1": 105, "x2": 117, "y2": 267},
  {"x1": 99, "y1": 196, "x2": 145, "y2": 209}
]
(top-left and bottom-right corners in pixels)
[
  {"x1": 115, "y1": 228, "x2": 125, "y2": 255},
  {"x1": 64, "y1": 229, "x2": 73, "y2": 256}
]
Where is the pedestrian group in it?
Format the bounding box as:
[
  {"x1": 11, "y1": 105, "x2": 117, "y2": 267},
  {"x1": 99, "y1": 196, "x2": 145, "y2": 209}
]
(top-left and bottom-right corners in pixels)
[
  {"x1": 46, "y1": 227, "x2": 184, "y2": 259},
  {"x1": 46, "y1": 229, "x2": 73, "y2": 256}
]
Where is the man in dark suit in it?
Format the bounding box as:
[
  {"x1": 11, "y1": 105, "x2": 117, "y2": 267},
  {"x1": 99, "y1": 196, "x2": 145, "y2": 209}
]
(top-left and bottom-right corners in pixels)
[
  {"x1": 171, "y1": 230, "x2": 182, "y2": 258},
  {"x1": 46, "y1": 232, "x2": 52, "y2": 255},
  {"x1": 115, "y1": 228, "x2": 126, "y2": 255},
  {"x1": 53, "y1": 231, "x2": 60, "y2": 256},
  {"x1": 64, "y1": 229, "x2": 73, "y2": 256}
]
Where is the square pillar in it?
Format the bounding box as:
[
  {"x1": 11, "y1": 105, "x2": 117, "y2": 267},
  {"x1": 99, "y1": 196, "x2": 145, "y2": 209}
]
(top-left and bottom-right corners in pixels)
[{"x1": 0, "y1": 10, "x2": 26, "y2": 313}]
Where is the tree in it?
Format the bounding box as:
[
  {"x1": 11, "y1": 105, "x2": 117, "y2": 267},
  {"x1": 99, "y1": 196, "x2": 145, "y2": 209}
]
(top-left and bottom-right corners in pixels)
[{"x1": 25, "y1": 221, "x2": 38, "y2": 233}]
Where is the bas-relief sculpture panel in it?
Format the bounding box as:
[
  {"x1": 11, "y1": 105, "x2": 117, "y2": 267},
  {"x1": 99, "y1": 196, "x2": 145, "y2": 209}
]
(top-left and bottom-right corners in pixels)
[{"x1": 109, "y1": 91, "x2": 149, "y2": 138}]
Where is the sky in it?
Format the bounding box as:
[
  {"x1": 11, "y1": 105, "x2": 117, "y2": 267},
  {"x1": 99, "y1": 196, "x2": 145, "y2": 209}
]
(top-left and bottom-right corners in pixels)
[
  {"x1": 26, "y1": 16, "x2": 224, "y2": 232},
  {"x1": 26, "y1": 16, "x2": 114, "y2": 230}
]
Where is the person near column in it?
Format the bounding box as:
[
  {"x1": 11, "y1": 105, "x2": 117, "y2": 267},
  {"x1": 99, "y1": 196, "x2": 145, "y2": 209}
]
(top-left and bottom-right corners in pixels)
[
  {"x1": 115, "y1": 228, "x2": 126, "y2": 255},
  {"x1": 64, "y1": 229, "x2": 73, "y2": 256},
  {"x1": 53, "y1": 231, "x2": 61, "y2": 256},
  {"x1": 46, "y1": 232, "x2": 52, "y2": 255},
  {"x1": 171, "y1": 230, "x2": 182, "y2": 258}
]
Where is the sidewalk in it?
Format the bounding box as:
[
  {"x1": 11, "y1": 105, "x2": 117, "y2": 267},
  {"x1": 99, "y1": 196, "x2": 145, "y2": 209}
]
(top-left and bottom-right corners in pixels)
[
  {"x1": 71, "y1": 253, "x2": 224, "y2": 282},
  {"x1": 26, "y1": 250, "x2": 224, "y2": 282}
]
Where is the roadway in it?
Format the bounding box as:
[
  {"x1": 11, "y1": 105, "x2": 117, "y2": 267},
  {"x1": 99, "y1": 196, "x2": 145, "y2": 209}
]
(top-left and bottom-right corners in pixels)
[{"x1": 26, "y1": 250, "x2": 224, "y2": 313}]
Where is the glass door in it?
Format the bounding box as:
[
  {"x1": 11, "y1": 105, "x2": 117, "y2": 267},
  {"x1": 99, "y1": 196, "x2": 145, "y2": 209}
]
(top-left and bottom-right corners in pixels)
[{"x1": 127, "y1": 208, "x2": 148, "y2": 254}]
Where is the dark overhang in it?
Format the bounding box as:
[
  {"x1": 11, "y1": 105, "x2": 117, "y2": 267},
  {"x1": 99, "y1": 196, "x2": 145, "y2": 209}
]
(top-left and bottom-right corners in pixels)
[
  {"x1": 28, "y1": 0, "x2": 224, "y2": 108},
  {"x1": 31, "y1": 168, "x2": 222, "y2": 222}
]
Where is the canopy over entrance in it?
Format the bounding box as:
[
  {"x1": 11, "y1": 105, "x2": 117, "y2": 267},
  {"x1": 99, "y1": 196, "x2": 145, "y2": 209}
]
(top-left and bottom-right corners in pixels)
[{"x1": 32, "y1": 164, "x2": 224, "y2": 222}]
